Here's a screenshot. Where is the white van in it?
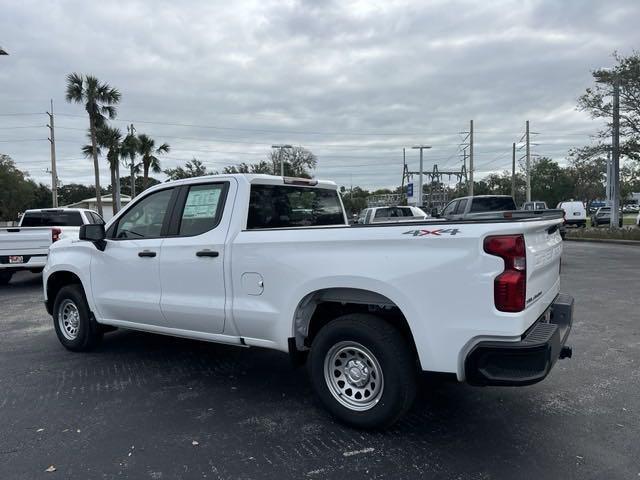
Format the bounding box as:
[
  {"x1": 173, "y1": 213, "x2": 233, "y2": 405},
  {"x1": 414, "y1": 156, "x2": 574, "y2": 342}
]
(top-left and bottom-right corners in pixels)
[{"x1": 557, "y1": 201, "x2": 587, "y2": 227}]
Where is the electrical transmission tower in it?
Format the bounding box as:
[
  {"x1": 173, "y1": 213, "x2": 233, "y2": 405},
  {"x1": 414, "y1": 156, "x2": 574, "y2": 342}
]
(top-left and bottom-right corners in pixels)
[{"x1": 402, "y1": 163, "x2": 467, "y2": 209}]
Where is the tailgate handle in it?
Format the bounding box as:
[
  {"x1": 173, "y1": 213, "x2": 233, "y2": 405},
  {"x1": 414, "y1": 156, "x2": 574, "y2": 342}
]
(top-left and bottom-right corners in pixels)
[{"x1": 196, "y1": 250, "x2": 219, "y2": 258}]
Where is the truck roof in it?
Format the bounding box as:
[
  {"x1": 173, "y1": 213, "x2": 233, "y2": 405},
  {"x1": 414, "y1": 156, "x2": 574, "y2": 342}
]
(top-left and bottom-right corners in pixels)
[{"x1": 154, "y1": 174, "x2": 337, "y2": 191}]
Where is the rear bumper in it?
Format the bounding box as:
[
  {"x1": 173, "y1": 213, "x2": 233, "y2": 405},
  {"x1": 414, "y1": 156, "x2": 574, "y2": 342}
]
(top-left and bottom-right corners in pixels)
[
  {"x1": 564, "y1": 219, "x2": 586, "y2": 227},
  {"x1": 464, "y1": 293, "x2": 573, "y2": 386}
]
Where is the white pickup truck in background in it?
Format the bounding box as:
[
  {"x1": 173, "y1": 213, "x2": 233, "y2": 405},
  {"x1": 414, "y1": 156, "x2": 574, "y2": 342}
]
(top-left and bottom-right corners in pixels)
[
  {"x1": 43, "y1": 175, "x2": 573, "y2": 428},
  {"x1": 0, "y1": 208, "x2": 102, "y2": 285}
]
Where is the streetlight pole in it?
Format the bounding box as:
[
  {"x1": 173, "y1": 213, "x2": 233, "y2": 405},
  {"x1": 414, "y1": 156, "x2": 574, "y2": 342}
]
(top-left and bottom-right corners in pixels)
[
  {"x1": 271, "y1": 144, "x2": 292, "y2": 176},
  {"x1": 596, "y1": 68, "x2": 622, "y2": 228},
  {"x1": 611, "y1": 77, "x2": 621, "y2": 228},
  {"x1": 412, "y1": 145, "x2": 432, "y2": 207}
]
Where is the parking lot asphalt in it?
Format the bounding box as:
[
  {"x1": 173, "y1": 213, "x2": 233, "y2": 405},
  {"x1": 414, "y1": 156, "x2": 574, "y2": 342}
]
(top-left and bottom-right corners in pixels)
[{"x1": 1, "y1": 242, "x2": 639, "y2": 479}]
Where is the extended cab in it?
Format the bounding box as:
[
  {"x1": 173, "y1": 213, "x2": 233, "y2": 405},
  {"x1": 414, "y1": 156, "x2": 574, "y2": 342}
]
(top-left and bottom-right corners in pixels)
[{"x1": 43, "y1": 175, "x2": 573, "y2": 428}]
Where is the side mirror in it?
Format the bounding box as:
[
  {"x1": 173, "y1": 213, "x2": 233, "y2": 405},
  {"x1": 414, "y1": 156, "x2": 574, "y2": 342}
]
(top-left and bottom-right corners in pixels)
[
  {"x1": 430, "y1": 207, "x2": 440, "y2": 218},
  {"x1": 79, "y1": 224, "x2": 106, "y2": 250}
]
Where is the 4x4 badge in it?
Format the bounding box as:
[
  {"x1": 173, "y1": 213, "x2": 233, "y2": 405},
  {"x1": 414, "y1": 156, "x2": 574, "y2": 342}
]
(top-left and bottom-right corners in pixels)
[{"x1": 403, "y1": 228, "x2": 460, "y2": 237}]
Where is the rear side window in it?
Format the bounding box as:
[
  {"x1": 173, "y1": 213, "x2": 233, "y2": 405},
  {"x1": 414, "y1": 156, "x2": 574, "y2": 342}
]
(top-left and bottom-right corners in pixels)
[
  {"x1": 178, "y1": 184, "x2": 226, "y2": 236},
  {"x1": 21, "y1": 210, "x2": 83, "y2": 227},
  {"x1": 455, "y1": 199, "x2": 468, "y2": 214},
  {"x1": 374, "y1": 208, "x2": 390, "y2": 219},
  {"x1": 247, "y1": 184, "x2": 345, "y2": 229},
  {"x1": 470, "y1": 197, "x2": 516, "y2": 212}
]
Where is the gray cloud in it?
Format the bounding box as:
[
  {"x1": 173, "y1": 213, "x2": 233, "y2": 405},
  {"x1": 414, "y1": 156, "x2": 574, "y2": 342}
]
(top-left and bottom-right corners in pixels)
[{"x1": 0, "y1": 0, "x2": 638, "y2": 191}]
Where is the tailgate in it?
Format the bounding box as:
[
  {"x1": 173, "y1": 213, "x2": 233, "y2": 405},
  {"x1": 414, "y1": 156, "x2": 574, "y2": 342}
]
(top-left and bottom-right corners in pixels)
[
  {"x1": 0, "y1": 228, "x2": 52, "y2": 255},
  {"x1": 522, "y1": 219, "x2": 563, "y2": 309}
]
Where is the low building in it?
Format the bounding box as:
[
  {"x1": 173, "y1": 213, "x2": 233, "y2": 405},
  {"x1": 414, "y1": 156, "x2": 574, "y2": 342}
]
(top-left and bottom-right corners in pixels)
[{"x1": 66, "y1": 194, "x2": 131, "y2": 221}]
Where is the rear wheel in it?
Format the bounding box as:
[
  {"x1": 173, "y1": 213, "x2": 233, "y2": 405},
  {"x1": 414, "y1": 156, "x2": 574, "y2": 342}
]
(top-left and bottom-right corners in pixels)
[
  {"x1": 0, "y1": 271, "x2": 13, "y2": 285},
  {"x1": 308, "y1": 314, "x2": 417, "y2": 429},
  {"x1": 53, "y1": 285, "x2": 102, "y2": 351}
]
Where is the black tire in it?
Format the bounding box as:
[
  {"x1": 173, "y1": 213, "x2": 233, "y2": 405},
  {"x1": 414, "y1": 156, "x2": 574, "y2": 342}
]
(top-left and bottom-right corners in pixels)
[
  {"x1": 0, "y1": 270, "x2": 13, "y2": 286},
  {"x1": 52, "y1": 284, "x2": 102, "y2": 351},
  {"x1": 308, "y1": 313, "x2": 417, "y2": 429}
]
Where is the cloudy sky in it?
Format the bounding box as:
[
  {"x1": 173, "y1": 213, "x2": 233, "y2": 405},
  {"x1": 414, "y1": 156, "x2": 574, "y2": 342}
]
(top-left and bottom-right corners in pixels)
[{"x1": 1, "y1": 0, "x2": 638, "y2": 191}]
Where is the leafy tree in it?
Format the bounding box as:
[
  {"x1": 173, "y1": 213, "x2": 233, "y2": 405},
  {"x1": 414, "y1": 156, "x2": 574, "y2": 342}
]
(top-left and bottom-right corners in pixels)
[
  {"x1": 58, "y1": 183, "x2": 101, "y2": 206},
  {"x1": 65, "y1": 73, "x2": 121, "y2": 216},
  {"x1": 339, "y1": 185, "x2": 370, "y2": 215},
  {"x1": 529, "y1": 157, "x2": 574, "y2": 208},
  {"x1": 136, "y1": 133, "x2": 170, "y2": 190},
  {"x1": 267, "y1": 146, "x2": 317, "y2": 178},
  {"x1": 565, "y1": 154, "x2": 606, "y2": 205},
  {"x1": 164, "y1": 159, "x2": 213, "y2": 180},
  {"x1": 117, "y1": 176, "x2": 160, "y2": 197},
  {"x1": 621, "y1": 162, "x2": 640, "y2": 200},
  {"x1": 222, "y1": 160, "x2": 273, "y2": 174},
  {"x1": 32, "y1": 183, "x2": 53, "y2": 209},
  {"x1": 0, "y1": 154, "x2": 52, "y2": 221}
]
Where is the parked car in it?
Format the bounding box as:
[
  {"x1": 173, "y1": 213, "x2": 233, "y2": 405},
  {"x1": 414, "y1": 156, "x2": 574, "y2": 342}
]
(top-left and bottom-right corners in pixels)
[
  {"x1": 356, "y1": 205, "x2": 428, "y2": 224},
  {"x1": 44, "y1": 174, "x2": 573, "y2": 428},
  {"x1": 0, "y1": 208, "x2": 102, "y2": 285},
  {"x1": 557, "y1": 201, "x2": 587, "y2": 228},
  {"x1": 438, "y1": 195, "x2": 517, "y2": 221},
  {"x1": 522, "y1": 201, "x2": 566, "y2": 239},
  {"x1": 522, "y1": 201, "x2": 548, "y2": 210},
  {"x1": 591, "y1": 207, "x2": 623, "y2": 227}
]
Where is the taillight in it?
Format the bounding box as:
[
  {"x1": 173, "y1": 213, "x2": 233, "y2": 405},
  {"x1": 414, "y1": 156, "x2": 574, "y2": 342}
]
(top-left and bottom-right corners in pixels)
[
  {"x1": 484, "y1": 234, "x2": 526, "y2": 312},
  {"x1": 52, "y1": 227, "x2": 62, "y2": 243},
  {"x1": 562, "y1": 211, "x2": 566, "y2": 224}
]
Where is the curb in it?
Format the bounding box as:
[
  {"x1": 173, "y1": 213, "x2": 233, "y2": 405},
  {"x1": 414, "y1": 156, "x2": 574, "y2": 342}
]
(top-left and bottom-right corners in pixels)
[{"x1": 564, "y1": 237, "x2": 640, "y2": 246}]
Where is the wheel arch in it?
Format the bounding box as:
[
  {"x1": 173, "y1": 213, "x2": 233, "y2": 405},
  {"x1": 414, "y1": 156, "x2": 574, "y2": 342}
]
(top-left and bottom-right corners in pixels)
[
  {"x1": 45, "y1": 270, "x2": 86, "y2": 315},
  {"x1": 291, "y1": 287, "x2": 419, "y2": 362}
]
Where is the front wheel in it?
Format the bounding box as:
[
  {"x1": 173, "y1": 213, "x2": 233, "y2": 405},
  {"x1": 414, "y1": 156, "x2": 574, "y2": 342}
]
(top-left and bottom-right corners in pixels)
[
  {"x1": 308, "y1": 314, "x2": 417, "y2": 429},
  {"x1": 53, "y1": 285, "x2": 103, "y2": 351}
]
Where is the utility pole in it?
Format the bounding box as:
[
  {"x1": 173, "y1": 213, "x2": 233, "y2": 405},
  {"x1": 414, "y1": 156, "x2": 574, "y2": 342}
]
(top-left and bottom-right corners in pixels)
[
  {"x1": 127, "y1": 124, "x2": 137, "y2": 198},
  {"x1": 525, "y1": 120, "x2": 531, "y2": 202},
  {"x1": 46, "y1": 100, "x2": 58, "y2": 207},
  {"x1": 401, "y1": 148, "x2": 406, "y2": 202},
  {"x1": 511, "y1": 142, "x2": 516, "y2": 199},
  {"x1": 271, "y1": 144, "x2": 292, "y2": 176},
  {"x1": 468, "y1": 120, "x2": 474, "y2": 196},
  {"x1": 412, "y1": 145, "x2": 432, "y2": 207},
  {"x1": 611, "y1": 77, "x2": 621, "y2": 228}
]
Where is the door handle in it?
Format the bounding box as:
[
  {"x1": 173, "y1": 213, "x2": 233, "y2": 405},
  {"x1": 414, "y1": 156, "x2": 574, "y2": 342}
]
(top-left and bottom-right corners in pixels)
[
  {"x1": 196, "y1": 250, "x2": 219, "y2": 258},
  {"x1": 138, "y1": 250, "x2": 157, "y2": 258}
]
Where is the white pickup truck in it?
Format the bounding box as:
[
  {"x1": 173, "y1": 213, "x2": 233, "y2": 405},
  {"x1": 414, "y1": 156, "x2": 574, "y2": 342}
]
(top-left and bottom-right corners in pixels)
[
  {"x1": 43, "y1": 174, "x2": 573, "y2": 428},
  {"x1": 0, "y1": 208, "x2": 102, "y2": 285}
]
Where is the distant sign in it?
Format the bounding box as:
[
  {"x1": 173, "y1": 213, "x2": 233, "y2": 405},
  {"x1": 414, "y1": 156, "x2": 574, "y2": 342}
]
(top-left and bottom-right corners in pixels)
[{"x1": 407, "y1": 182, "x2": 413, "y2": 198}]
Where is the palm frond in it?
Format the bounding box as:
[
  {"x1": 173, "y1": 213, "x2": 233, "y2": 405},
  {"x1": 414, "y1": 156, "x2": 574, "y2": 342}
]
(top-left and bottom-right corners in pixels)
[
  {"x1": 65, "y1": 72, "x2": 84, "y2": 103},
  {"x1": 156, "y1": 142, "x2": 170, "y2": 154}
]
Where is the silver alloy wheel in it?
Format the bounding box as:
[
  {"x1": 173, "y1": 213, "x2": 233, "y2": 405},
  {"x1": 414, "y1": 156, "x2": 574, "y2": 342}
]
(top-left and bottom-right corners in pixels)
[
  {"x1": 58, "y1": 299, "x2": 80, "y2": 341},
  {"x1": 324, "y1": 341, "x2": 384, "y2": 411}
]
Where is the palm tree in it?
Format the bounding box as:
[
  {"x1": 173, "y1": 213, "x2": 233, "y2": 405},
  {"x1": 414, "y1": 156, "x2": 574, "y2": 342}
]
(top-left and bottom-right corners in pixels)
[
  {"x1": 137, "y1": 133, "x2": 170, "y2": 190},
  {"x1": 120, "y1": 125, "x2": 140, "y2": 198},
  {"x1": 81, "y1": 126, "x2": 123, "y2": 213},
  {"x1": 65, "y1": 73, "x2": 121, "y2": 216}
]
